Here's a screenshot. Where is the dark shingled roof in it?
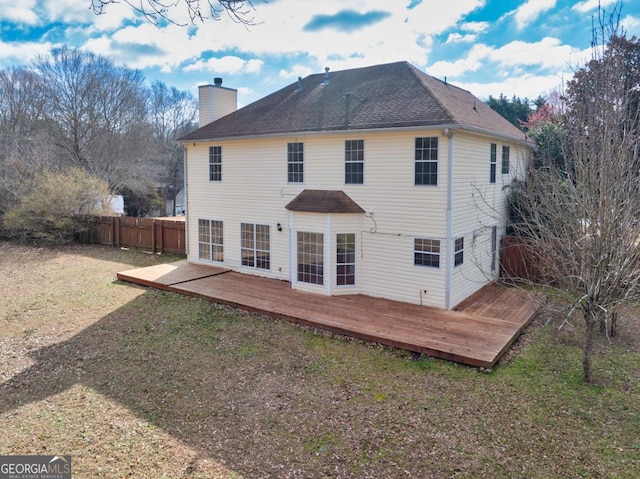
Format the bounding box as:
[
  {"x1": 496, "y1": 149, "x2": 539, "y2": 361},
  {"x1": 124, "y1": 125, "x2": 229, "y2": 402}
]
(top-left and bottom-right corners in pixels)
[
  {"x1": 285, "y1": 190, "x2": 365, "y2": 214},
  {"x1": 180, "y1": 61, "x2": 527, "y2": 143}
]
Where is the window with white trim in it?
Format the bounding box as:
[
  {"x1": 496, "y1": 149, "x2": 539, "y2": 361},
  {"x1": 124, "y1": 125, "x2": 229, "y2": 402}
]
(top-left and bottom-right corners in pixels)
[
  {"x1": 415, "y1": 137, "x2": 438, "y2": 185},
  {"x1": 502, "y1": 145, "x2": 510, "y2": 175},
  {"x1": 345, "y1": 139, "x2": 364, "y2": 184},
  {"x1": 297, "y1": 232, "x2": 324, "y2": 285},
  {"x1": 336, "y1": 233, "x2": 355, "y2": 286},
  {"x1": 198, "y1": 219, "x2": 223, "y2": 261},
  {"x1": 209, "y1": 146, "x2": 222, "y2": 182},
  {"x1": 287, "y1": 142, "x2": 304, "y2": 183},
  {"x1": 414, "y1": 238, "x2": 440, "y2": 268},
  {"x1": 241, "y1": 223, "x2": 270, "y2": 270},
  {"x1": 490, "y1": 143, "x2": 497, "y2": 183},
  {"x1": 454, "y1": 237, "x2": 464, "y2": 267}
]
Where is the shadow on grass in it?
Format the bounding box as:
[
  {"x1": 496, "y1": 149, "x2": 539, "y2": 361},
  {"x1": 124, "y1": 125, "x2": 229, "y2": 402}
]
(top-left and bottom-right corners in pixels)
[
  {"x1": 0, "y1": 286, "x2": 450, "y2": 477},
  {"x1": 2, "y1": 278, "x2": 639, "y2": 478}
]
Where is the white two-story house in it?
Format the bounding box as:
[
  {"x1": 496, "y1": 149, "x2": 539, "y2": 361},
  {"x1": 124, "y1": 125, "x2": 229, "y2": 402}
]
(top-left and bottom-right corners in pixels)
[{"x1": 179, "y1": 61, "x2": 531, "y2": 309}]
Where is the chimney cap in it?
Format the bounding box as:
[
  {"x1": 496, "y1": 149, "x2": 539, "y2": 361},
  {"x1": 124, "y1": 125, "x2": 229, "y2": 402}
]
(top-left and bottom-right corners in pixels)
[{"x1": 214, "y1": 77, "x2": 223, "y2": 86}]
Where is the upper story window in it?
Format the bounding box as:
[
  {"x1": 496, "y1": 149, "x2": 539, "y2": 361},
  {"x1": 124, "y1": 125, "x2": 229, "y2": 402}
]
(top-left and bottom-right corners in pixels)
[
  {"x1": 490, "y1": 143, "x2": 497, "y2": 184},
  {"x1": 414, "y1": 238, "x2": 440, "y2": 268},
  {"x1": 287, "y1": 142, "x2": 304, "y2": 183},
  {"x1": 415, "y1": 137, "x2": 438, "y2": 185},
  {"x1": 502, "y1": 145, "x2": 510, "y2": 175},
  {"x1": 209, "y1": 146, "x2": 222, "y2": 182},
  {"x1": 345, "y1": 139, "x2": 364, "y2": 184}
]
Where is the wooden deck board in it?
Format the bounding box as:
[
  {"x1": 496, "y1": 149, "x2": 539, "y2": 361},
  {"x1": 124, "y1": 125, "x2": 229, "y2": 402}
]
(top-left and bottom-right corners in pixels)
[{"x1": 117, "y1": 263, "x2": 540, "y2": 368}]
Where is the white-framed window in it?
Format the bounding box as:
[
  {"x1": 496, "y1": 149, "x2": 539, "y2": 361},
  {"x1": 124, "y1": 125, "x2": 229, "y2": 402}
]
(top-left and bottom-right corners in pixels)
[
  {"x1": 336, "y1": 233, "x2": 355, "y2": 286},
  {"x1": 454, "y1": 237, "x2": 464, "y2": 267},
  {"x1": 297, "y1": 231, "x2": 324, "y2": 285},
  {"x1": 345, "y1": 139, "x2": 364, "y2": 184},
  {"x1": 415, "y1": 137, "x2": 438, "y2": 185},
  {"x1": 501, "y1": 145, "x2": 510, "y2": 175},
  {"x1": 241, "y1": 223, "x2": 270, "y2": 270},
  {"x1": 414, "y1": 238, "x2": 440, "y2": 268},
  {"x1": 198, "y1": 219, "x2": 223, "y2": 261},
  {"x1": 490, "y1": 143, "x2": 497, "y2": 183},
  {"x1": 287, "y1": 142, "x2": 304, "y2": 183},
  {"x1": 209, "y1": 146, "x2": 222, "y2": 182}
]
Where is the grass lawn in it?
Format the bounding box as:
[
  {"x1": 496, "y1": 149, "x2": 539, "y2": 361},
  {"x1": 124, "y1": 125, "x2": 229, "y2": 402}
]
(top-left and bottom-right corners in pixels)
[{"x1": 0, "y1": 241, "x2": 638, "y2": 478}]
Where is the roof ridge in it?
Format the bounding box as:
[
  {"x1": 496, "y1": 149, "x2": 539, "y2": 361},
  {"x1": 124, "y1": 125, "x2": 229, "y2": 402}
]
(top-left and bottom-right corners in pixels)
[{"x1": 404, "y1": 62, "x2": 458, "y2": 125}]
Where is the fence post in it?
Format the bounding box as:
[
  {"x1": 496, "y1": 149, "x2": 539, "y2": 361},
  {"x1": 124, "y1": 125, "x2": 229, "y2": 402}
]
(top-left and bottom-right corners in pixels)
[
  {"x1": 158, "y1": 220, "x2": 164, "y2": 254},
  {"x1": 151, "y1": 219, "x2": 156, "y2": 254},
  {"x1": 115, "y1": 216, "x2": 121, "y2": 248}
]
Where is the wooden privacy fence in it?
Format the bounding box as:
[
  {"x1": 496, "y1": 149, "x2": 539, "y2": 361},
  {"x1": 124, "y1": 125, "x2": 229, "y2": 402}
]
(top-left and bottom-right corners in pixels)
[
  {"x1": 500, "y1": 236, "x2": 541, "y2": 282},
  {"x1": 88, "y1": 216, "x2": 186, "y2": 255}
]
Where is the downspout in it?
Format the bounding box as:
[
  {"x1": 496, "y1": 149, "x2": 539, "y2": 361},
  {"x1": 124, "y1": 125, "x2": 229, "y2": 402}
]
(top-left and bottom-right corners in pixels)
[
  {"x1": 326, "y1": 214, "x2": 332, "y2": 296},
  {"x1": 289, "y1": 211, "x2": 295, "y2": 286},
  {"x1": 444, "y1": 128, "x2": 454, "y2": 309},
  {"x1": 183, "y1": 145, "x2": 189, "y2": 258}
]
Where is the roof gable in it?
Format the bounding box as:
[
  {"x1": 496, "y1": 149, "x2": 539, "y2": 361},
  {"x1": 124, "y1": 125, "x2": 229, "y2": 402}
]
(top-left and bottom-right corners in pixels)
[{"x1": 180, "y1": 61, "x2": 527, "y2": 143}]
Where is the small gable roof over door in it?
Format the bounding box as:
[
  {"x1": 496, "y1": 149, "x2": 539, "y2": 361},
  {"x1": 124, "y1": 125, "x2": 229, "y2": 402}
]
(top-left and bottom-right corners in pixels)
[{"x1": 285, "y1": 190, "x2": 365, "y2": 214}]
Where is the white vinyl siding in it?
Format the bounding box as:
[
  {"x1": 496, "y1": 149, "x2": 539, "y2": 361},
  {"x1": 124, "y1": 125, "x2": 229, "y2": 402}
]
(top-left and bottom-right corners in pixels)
[{"x1": 185, "y1": 128, "x2": 526, "y2": 308}]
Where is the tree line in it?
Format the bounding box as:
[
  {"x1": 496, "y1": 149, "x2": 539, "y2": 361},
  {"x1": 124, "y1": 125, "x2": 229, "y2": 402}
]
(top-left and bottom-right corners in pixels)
[{"x1": 0, "y1": 46, "x2": 198, "y2": 241}]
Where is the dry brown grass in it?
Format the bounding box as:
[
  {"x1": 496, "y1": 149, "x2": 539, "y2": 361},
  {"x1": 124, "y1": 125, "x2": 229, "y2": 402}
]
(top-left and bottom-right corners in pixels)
[{"x1": 1, "y1": 241, "x2": 639, "y2": 478}]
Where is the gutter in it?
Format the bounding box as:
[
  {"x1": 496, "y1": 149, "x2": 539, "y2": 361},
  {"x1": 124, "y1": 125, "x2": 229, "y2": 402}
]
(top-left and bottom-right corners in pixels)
[{"x1": 177, "y1": 123, "x2": 531, "y2": 148}]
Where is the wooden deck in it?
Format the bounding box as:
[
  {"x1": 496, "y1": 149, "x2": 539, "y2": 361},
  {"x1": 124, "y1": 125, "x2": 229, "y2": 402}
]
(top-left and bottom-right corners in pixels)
[{"x1": 117, "y1": 262, "x2": 540, "y2": 368}]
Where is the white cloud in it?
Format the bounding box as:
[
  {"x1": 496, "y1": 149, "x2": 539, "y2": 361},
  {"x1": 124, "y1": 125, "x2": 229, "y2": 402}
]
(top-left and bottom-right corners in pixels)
[
  {"x1": 0, "y1": 0, "x2": 39, "y2": 25},
  {"x1": 444, "y1": 33, "x2": 477, "y2": 44},
  {"x1": 460, "y1": 21, "x2": 490, "y2": 33},
  {"x1": 512, "y1": 0, "x2": 556, "y2": 29},
  {"x1": 0, "y1": 39, "x2": 53, "y2": 66},
  {"x1": 428, "y1": 37, "x2": 584, "y2": 79},
  {"x1": 459, "y1": 72, "x2": 567, "y2": 100},
  {"x1": 572, "y1": 0, "x2": 618, "y2": 14},
  {"x1": 621, "y1": 15, "x2": 640, "y2": 35},
  {"x1": 428, "y1": 44, "x2": 493, "y2": 77},
  {"x1": 279, "y1": 65, "x2": 315, "y2": 80},
  {"x1": 184, "y1": 55, "x2": 264, "y2": 74}
]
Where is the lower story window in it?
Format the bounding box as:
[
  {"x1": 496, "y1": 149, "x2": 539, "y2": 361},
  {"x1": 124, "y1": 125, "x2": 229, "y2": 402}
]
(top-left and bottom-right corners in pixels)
[
  {"x1": 241, "y1": 223, "x2": 270, "y2": 269},
  {"x1": 336, "y1": 233, "x2": 355, "y2": 286},
  {"x1": 198, "y1": 219, "x2": 223, "y2": 262},
  {"x1": 297, "y1": 231, "x2": 324, "y2": 285},
  {"x1": 414, "y1": 238, "x2": 440, "y2": 268},
  {"x1": 454, "y1": 237, "x2": 464, "y2": 267}
]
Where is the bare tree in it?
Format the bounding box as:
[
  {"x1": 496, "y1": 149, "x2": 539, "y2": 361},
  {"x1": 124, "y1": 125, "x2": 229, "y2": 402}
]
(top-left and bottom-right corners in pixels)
[
  {"x1": 34, "y1": 47, "x2": 157, "y2": 195},
  {"x1": 148, "y1": 81, "x2": 197, "y2": 215},
  {"x1": 0, "y1": 67, "x2": 50, "y2": 216},
  {"x1": 506, "y1": 10, "x2": 640, "y2": 383},
  {"x1": 90, "y1": 0, "x2": 259, "y2": 26}
]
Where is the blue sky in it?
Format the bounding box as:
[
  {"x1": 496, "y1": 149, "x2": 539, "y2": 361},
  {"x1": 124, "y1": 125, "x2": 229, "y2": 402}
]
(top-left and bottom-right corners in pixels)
[{"x1": 1, "y1": 0, "x2": 639, "y2": 108}]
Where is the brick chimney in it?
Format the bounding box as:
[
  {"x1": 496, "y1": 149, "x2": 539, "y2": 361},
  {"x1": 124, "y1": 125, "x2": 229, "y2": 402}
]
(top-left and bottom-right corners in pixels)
[{"x1": 198, "y1": 77, "x2": 238, "y2": 127}]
